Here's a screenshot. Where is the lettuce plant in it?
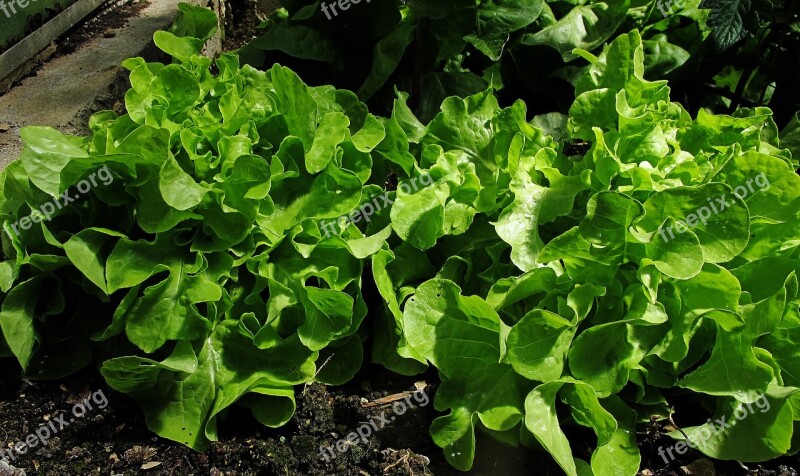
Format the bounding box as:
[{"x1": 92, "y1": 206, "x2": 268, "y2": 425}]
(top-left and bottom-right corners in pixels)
[
  {"x1": 1, "y1": 5, "x2": 799, "y2": 474},
  {"x1": 380, "y1": 29, "x2": 800, "y2": 473},
  {"x1": 1, "y1": 4, "x2": 389, "y2": 450}
]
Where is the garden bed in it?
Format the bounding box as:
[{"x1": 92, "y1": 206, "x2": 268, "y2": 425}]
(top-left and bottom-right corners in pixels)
[
  {"x1": 2, "y1": 2, "x2": 800, "y2": 476},
  {"x1": 1, "y1": 368, "x2": 798, "y2": 475}
]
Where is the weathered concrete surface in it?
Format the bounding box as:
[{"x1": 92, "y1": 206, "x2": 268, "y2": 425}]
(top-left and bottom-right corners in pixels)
[
  {"x1": 0, "y1": 0, "x2": 207, "y2": 171},
  {"x1": 0, "y1": 0, "x2": 107, "y2": 86}
]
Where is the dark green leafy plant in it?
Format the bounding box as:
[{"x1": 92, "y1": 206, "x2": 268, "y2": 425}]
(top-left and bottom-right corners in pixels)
[
  {"x1": 678, "y1": 0, "x2": 800, "y2": 125},
  {"x1": 1, "y1": 4, "x2": 800, "y2": 474},
  {"x1": 241, "y1": 0, "x2": 800, "y2": 131},
  {"x1": 703, "y1": 0, "x2": 754, "y2": 49},
  {"x1": 239, "y1": 0, "x2": 710, "y2": 121}
]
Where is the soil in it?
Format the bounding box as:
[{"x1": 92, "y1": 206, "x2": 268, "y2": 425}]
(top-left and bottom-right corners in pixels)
[
  {"x1": 221, "y1": 0, "x2": 277, "y2": 51},
  {"x1": 55, "y1": 0, "x2": 150, "y2": 57},
  {"x1": 0, "y1": 365, "x2": 436, "y2": 475},
  {"x1": 1, "y1": 360, "x2": 799, "y2": 476}
]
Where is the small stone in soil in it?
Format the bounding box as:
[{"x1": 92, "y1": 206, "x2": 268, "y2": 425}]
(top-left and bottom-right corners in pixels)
[
  {"x1": 680, "y1": 458, "x2": 716, "y2": 476},
  {"x1": 123, "y1": 445, "x2": 157, "y2": 464},
  {"x1": 141, "y1": 461, "x2": 161, "y2": 470}
]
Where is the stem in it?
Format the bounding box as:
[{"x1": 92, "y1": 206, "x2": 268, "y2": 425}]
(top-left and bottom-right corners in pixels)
[{"x1": 411, "y1": 17, "x2": 429, "y2": 115}]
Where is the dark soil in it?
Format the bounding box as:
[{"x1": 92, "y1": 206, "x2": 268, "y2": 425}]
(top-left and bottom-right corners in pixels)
[
  {"x1": 0, "y1": 364, "x2": 443, "y2": 476},
  {"x1": 1, "y1": 360, "x2": 799, "y2": 476},
  {"x1": 56, "y1": 0, "x2": 150, "y2": 57},
  {"x1": 221, "y1": 0, "x2": 272, "y2": 51}
]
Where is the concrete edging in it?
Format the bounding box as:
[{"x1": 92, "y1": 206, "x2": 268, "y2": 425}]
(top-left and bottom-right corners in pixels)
[{"x1": 0, "y1": 0, "x2": 107, "y2": 85}]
